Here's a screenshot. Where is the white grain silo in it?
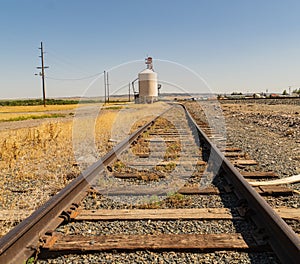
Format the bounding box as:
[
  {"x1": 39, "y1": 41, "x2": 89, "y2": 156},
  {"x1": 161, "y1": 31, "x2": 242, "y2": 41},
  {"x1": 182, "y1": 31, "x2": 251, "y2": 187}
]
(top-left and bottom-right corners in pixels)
[{"x1": 138, "y1": 57, "x2": 158, "y2": 103}]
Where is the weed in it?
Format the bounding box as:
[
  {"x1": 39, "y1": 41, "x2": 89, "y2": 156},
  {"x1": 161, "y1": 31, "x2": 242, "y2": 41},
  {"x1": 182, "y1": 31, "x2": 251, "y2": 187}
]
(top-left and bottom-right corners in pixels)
[
  {"x1": 168, "y1": 192, "x2": 185, "y2": 200},
  {"x1": 0, "y1": 114, "x2": 65, "y2": 122},
  {"x1": 104, "y1": 106, "x2": 123, "y2": 110},
  {"x1": 156, "y1": 162, "x2": 176, "y2": 172},
  {"x1": 139, "y1": 173, "x2": 160, "y2": 181},
  {"x1": 164, "y1": 192, "x2": 192, "y2": 207},
  {"x1": 137, "y1": 196, "x2": 161, "y2": 209},
  {"x1": 112, "y1": 160, "x2": 126, "y2": 172}
]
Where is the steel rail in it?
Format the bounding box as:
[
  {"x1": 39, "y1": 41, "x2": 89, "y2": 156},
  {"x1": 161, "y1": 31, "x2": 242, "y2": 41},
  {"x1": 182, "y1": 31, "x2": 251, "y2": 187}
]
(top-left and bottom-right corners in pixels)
[
  {"x1": 182, "y1": 104, "x2": 300, "y2": 263},
  {"x1": 0, "y1": 107, "x2": 169, "y2": 264}
]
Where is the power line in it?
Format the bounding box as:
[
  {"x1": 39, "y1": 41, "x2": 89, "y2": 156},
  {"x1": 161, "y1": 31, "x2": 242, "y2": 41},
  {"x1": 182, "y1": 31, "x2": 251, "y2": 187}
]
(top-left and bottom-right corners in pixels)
[
  {"x1": 45, "y1": 49, "x2": 104, "y2": 81},
  {"x1": 46, "y1": 72, "x2": 103, "y2": 81},
  {"x1": 46, "y1": 50, "x2": 92, "y2": 75}
]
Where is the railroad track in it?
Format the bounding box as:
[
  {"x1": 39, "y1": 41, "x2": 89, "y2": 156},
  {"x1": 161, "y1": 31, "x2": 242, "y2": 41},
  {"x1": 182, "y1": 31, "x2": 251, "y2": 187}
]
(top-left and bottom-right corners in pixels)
[{"x1": 0, "y1": 103, "x2": 299, "y2": 263}]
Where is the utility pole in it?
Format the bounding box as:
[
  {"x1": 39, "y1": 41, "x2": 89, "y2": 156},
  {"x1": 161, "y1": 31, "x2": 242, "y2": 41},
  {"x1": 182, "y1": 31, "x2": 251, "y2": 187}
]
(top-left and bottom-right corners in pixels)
[
  {"x1": 128, "y1": 82, "x2": 131, "y2": 102},
  {"x1": 106, "y1": 71, "x2": 110, "y2": 103},
  {"x1": 104, "y1": 71, "x2": 106, "y2": 104},
  {"x1": 37, "y1": 42, "x2": 49, "y2": 107}
]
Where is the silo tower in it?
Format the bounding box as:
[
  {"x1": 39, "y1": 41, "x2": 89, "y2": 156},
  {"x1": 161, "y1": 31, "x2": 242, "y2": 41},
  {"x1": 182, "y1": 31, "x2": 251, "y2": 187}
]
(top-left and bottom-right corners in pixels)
[{"x1": 138, "y1": 57, "x2": 158, "y2": 103}]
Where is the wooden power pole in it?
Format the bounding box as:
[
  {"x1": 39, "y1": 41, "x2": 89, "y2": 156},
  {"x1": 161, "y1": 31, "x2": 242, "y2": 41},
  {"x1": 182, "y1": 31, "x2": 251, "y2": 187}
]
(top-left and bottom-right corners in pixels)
[
  {"x1": 104, "y1": 70, "x2": 106, "y2": 104},
  {"x1": 128, "y1": 82, "x2": 131, "y2": 102},
  {"x1": 106, "y1": 71, "x2": 110, "y2": 103},
  {"x1": 37, "y1": 42, "x2": 49, "y2": 107}
]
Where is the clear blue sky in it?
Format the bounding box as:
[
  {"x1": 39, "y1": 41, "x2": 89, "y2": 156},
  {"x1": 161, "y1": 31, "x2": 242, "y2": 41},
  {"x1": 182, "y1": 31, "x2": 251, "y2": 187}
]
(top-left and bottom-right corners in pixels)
[{"x1": 1, "y1": 0, "x2": 300, "y2": 99}]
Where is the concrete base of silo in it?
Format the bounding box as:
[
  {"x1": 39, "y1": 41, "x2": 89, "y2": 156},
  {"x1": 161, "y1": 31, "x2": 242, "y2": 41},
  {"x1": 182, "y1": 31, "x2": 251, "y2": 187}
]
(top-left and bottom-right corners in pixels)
[{"x1": 135, "y1": 95, "x2": 158, "y2": 104}]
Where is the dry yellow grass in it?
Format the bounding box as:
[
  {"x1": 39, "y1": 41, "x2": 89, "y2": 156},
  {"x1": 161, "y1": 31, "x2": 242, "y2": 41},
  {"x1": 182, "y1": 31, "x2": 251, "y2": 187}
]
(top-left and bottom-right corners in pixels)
[
  {"x1": 0, "y1": 104, "x2": 93, "y2": 121},
  {"x1": 0, "y1": 102, "x2": 169, "y2": 236},
  {"x1": 0, "y1": 104, "x2": 83, "y2": 113},
  {"x1": 0, "y1": 108, "x2": 117, "y2": 236}
]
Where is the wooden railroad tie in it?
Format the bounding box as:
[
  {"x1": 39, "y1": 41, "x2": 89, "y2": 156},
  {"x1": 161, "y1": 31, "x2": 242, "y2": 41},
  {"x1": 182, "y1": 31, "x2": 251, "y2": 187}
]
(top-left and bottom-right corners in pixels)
[
  {"x1": 93, "y1": 184, "x2": 294, "y2": 197},
  {"x1": 232, "y1": 160, "x2": 258, "y2": 166},
  {"x1": 127, "y1": 160, "x2": 207, "y2": 167},
  {"x1": 225, "y1": 152, "x2": 246, "y2": 158},
  {"x1": 1, "y1": 207, "x2": 299, "y2": 222},
  {"x1": 113, "y1": 172, "x2": 165, "y2": 179},
  {"x1": 94, "y1": 186, "x2": 219, "y2": 196},
  {"x1": 42, "y1": 233, "x2": 264, "y2": 252},
  {"x1": 134, "y1": 153, "x2": 202, "y2": 159},
  {"x1": 73, "y1": 208, "x2": 239, "y2": 221},
  {"x1": 223, "y1": 147, "x2": 242, "y2": 152},
  {"x1": 241, "y1": 171, "x2": 278, "y2": 179},
  {"x1": 253, "y1": 185, "x2": 294, "y2": 196},
  {"x1": 71, "y1": 208, "x2": 300, "y2": 222}
]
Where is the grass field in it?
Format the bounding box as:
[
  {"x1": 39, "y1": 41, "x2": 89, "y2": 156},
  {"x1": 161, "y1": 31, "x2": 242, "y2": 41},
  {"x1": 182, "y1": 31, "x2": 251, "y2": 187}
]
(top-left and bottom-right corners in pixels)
[
  {"x1": 0, "y1": 101, "x2": 170, "y2": 236},
  {"x1": 0, "y1": 104, "x2": 82, "y2": 113},
  {"x1": 0, "y1": 104, "x2": 84, "y2": 121},
  {"x1": 0, "y1": 106, "x2": 118, "y2": 236}
]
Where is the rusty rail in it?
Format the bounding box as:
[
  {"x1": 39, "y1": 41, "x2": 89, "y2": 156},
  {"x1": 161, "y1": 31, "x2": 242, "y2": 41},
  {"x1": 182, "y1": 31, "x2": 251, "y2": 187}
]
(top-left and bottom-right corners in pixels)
[
  {"x1": 0, "y1": 108, "x2": 166, "y2": 264},
  {"x1": 183, "y1": 104, "x2": 300, "y2": 263}
]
